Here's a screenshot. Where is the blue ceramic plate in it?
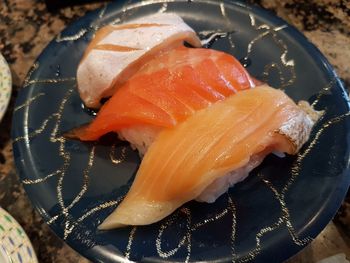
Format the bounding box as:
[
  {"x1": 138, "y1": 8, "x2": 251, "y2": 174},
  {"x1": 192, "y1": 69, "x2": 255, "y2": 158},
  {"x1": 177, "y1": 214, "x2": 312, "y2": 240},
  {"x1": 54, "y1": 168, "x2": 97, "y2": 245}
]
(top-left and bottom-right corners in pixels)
[{"x1": 12, "y1": 1, "x2": 350, "y2": 262}]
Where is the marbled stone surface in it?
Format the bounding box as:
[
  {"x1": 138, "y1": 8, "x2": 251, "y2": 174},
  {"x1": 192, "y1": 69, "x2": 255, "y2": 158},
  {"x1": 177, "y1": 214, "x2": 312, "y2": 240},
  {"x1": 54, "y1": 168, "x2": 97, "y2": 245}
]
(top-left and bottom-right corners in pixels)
[{"x1": 0, "y1": 0, "x2": 349, "y2": 262}]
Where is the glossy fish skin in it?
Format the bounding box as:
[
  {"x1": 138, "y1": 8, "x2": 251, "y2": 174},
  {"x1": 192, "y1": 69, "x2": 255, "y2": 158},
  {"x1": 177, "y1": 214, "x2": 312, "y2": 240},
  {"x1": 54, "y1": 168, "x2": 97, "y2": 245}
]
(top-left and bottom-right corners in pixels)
[
  {"x1": 74, "y1": 47, "x2": 257, "y2": 141},
  {"x1": 77, "y1": 13, "x2": 201, "y2": 108},
  {"x1": 99, "y1": 86, "x2": 315, "y2": 229}
]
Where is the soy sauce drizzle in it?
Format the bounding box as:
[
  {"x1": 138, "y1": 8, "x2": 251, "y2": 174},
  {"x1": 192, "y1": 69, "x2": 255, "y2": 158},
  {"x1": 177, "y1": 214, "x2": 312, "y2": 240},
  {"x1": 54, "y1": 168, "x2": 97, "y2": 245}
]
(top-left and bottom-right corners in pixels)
[
  {"x1": 81, "y1": 103, "x2": 97, "y2": 116},
  {"x1": 239, "y1": 57, "x2": 252, "y2": 68},
  {"x1": 55, "y1": 64, "x2": 60, "y2": 77}
]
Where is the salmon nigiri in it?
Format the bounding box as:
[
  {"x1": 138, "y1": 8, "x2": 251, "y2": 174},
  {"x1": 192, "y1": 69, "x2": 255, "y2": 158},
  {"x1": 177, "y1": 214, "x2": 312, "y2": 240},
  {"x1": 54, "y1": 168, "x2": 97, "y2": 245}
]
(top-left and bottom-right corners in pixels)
[
  {"x1": 71, "y1": 46, "x2": 257, "y2": 150},
  {"x1": 99, "y1": 85, "x2": 316, "y2": 229},
  {"x1": 77, "y1": 13, "x2": 201, "y2": 108}
]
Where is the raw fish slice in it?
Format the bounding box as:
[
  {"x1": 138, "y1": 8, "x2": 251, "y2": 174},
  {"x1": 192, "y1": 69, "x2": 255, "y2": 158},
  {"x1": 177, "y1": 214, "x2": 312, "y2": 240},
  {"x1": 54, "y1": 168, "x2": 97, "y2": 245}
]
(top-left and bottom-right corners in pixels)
[
  {"x1": 77, "y1": 13, "x2": 201, "y2": 108},
  {"x1": 99, "y1": 85, "x2": 315, "y2": 229},
  {"x1": 72, "y1": 47, "x2": 257, "y2": 141}
]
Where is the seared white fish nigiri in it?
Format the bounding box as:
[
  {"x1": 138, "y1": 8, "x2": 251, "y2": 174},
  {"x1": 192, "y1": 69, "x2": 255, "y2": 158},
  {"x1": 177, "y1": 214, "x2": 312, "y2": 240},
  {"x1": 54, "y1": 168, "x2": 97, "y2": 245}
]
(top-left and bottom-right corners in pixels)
[
  {"x1": 99, "y1": 85, "x2": 317, "y2": 229},
  {"x1": 77, "y1": 13, "x2": 201, "y2": 108}
]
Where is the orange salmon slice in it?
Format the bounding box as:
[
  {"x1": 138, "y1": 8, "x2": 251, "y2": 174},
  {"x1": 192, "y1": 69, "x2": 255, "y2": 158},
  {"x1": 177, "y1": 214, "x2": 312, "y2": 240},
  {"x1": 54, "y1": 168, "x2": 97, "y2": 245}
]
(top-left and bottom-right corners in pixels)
[
  {"x1": 99, "y1": 85, "x2": 315, "y2": 229},
  {"x1": 73, "y1": 47, "x2": 257, "y2": 141}
]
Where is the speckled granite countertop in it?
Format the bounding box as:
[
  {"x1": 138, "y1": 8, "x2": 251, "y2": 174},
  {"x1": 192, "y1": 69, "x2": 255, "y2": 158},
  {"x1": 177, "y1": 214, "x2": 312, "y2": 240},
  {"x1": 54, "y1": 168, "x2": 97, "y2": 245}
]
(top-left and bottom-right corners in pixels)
[{"x1": 0, "y1": 0, "x2": 349, "y2": 262}]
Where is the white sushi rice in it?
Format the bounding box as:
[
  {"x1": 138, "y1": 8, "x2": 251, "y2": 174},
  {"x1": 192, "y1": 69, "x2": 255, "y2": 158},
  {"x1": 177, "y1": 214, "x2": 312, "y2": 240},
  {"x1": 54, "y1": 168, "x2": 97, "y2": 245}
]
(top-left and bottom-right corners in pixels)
[
  {"x1": 195, "y1": 153, "x2": 266, "y2": 203},
  {"x1": 118, "y1": 125, "x2": 161, "y2": 156}
]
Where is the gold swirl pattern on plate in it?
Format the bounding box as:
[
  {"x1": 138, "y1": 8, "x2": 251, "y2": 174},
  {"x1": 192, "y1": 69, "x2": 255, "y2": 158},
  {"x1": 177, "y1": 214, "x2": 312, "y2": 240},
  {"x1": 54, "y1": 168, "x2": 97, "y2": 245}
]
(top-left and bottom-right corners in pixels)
[
  {"x1": 191, "y1": 205, "x2": 229, "y2": 231},
  {"x1": 246, "y1": 31, "x2": 269, "y2": 58},
  {"x1": 270, "y1": 32, "x2": 296, "y2": 88},
  {"x1": 199, "y1": 30, "x2": 232, "y2": 47},
  {"x1": 23, "y1": 62, "x2": 39, "y2": 88},
  {"x1": 90, "y1": 4, "x2": 109, "y2": 31},
  {"x1": 98, "y1": 4, "x2": 107, "y2": 19},
  {"x1": 156, "y1": 209, "x2": 189, "y2": 258},
  {"x1": 49, "y1": 198, "x2": 124, "y2": 236},
  {"x1": 220, "y1": 2, "x2": 227, "y2": 18},
  {"x1": 22, "y1": 61, "x2": 76, "y2": 89},
  {"x1": 13, "y1": 113, "x2": 59, "y2": 143},
  {"x1": 77, "y1": 198, "x2": 123, "y2": 223},
  {"x1": 248, "y1": 13, "x2": 296, "y2": 89},
  {"x1": 156, "y1": 207, "x2": 192, "y2": 262},
  {"x1": 235, "y1": 78, "x2": 341, "y2": 261},
  {"x1": 23, "y1": 77, "x2": 76, "y2": 88},
  {"x1": 22, "y1": 169, "x2": 61, "y2": 185},
  {"x1": 47, "y1": 214, "x2": 60, "y2": 225},
  {"x1": 15, "y1": 63, "x2": 126, "y2": 239},
  {"x1": 56, "y1": 4, "x2": 108, "y2": 43},
  {"x1": 236, "y1": 86, "x2": 350, "y2": 261},
  {"x1": 56, "y1": 29, "x2": 89, "y2": 43},
  {"x1": 110, "y1": 144, "x2": 128, "y2": 164},
  {"x1": 262, "y1": 62, "x2": 283, "y2": 83},
  {"x1": 65, "y1": 146, "x2": 96, "y2": 211},
  {"x1": 120, "y1": 0, "x2": 137, "y2": 23},
  {"x1": 291, "y1": 111, "x2": 350, "y2": 182},
  {"x1": 259, "y1": 175, "x2": 312, "y2": 245},
  {"x1": 228, "y1": 197, "x2": 238, "y2": 261},
  {"x1": 237, "y1": 217, "x2": 284, "y2": 263},
  {"x1": 14, "y1": 92, "x2": 45, "y2": 112},
  {"x1": 125, "y1": 226, "x2": 137, "y2": 259},
  {"x1": 57, "y1": 144, "x2": 96, "y2": 239},
  {"x1": 311, "y1": 78, "x2": 337, "y2": 108},
  {"x1": 155, "y1": 196, "x2": 236, "y2": 262},
  {"x1": 157, "y1": 3, "x2": 168, "y2": 13}
]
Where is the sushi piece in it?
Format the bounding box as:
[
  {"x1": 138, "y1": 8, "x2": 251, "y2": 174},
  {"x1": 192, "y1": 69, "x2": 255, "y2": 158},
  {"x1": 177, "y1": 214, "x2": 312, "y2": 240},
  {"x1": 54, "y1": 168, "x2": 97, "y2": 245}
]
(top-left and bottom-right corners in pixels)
[
  {"x1": 71, "y1": 46, "x2": 257, "y2": 149},
  {"x1": 77, "y1": 13, "x2": 201, "y2": 108},
  {"x1": 99, "y1": 85, "x2": 316, "y2": 229}
]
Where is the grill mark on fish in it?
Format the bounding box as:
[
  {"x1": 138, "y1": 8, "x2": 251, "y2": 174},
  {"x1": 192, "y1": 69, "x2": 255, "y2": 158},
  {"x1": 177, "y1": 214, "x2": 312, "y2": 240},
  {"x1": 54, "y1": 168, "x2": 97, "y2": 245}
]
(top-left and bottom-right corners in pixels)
[
  {"x1": 112, "y1": 23, "x2": 169, "y2": 30},
  {"x1": 93, "y1": 44, "x2": 141, "y2": 52},
  {"x1": 82, "y1": 23, "x2": 169, "y2": 63}
]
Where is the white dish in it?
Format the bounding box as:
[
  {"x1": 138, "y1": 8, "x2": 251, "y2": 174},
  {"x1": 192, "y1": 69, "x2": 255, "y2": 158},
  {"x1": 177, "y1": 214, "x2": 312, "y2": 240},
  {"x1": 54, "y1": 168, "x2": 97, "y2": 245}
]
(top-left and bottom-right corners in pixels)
[
  {"x1": 0, "y1": 53, "x2": 12, "y2": 122},
  {"x1": 0, "y1": 207, "x2": 38, "y2": 263}
]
